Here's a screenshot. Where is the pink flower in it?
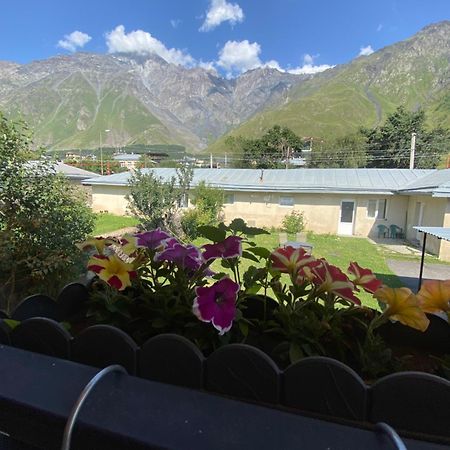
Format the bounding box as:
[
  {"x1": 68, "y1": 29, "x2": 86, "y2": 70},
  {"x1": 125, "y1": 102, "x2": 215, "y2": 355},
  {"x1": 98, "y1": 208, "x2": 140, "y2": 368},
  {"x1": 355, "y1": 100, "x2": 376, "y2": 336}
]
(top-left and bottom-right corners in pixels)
[
  {"x1": 155, "y1": 241, "x2": 204, "y2": 271},
  {"x1": 271, "y1": 246, "x2": 316, "y2": 277},
  {"x1": 202, "y1": 236, "x2": 242, "y2": 262},
  {"x1": 347, "y1": 262, "x2": 383, "y2": 294},
  {"x1": 135, "y1": 229, "x2": 171, "y2": 250},
  {"x1": 193, "y1": 277, "x2": 239, "y2": 335},
  {"x1": 310, "y1": 260, "x2": 360, "y2": 304}
]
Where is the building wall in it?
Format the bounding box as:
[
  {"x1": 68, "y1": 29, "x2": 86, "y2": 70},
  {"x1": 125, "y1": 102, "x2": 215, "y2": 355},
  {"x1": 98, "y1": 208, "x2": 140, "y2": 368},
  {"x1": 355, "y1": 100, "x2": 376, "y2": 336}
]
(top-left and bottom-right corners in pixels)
[
  {"x1": 405, "y1": 195, "x2": 447, "y2": 257},
  {"x1": 439, "y1": 199, "x2": 450, "y2": 261},
  {"x1": 91, "y1": 185, "x2": 130, "y2": 215}
]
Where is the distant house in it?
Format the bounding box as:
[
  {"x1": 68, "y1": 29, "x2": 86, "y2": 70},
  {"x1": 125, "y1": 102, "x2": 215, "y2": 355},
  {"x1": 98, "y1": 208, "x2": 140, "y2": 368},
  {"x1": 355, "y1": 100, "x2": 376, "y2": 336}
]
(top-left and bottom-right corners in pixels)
[
  {"x1": 112, "y1": 154, "x2": 142, "y2": 170},
  {"x1": 82, "y1": 168, "x2": 450, "y2": 261}
]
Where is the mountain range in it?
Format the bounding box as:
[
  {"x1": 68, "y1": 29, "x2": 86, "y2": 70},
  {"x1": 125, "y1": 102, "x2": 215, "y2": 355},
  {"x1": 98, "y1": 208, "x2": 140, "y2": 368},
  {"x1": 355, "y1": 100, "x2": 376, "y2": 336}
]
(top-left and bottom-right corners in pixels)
[{"x1": 0, "y1": 21, "x2": 448, "y2": 153}]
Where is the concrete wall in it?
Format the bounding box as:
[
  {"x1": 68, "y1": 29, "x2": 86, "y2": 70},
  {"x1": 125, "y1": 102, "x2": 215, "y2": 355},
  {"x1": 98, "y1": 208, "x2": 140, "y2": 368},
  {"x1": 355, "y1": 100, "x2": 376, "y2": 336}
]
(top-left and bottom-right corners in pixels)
[
  {"x1": 439, "y1": 199, "x2": 450, "y2": 261},
  {"x1": 91, "y1": 185, "x2": 406, "y2": 237},
  {"x1": 405, "y1": 195, "x2": 447, "y2": 257}
]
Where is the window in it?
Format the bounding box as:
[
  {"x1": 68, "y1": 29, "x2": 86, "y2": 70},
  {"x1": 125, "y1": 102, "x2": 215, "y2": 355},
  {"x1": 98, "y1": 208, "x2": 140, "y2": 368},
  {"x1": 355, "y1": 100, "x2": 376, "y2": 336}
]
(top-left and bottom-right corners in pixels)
[
  {"x1": 367, "y1": 199, "x2": 387, "y2": 219},
  {"x1": 279, "y1": 196, "x2": 294, "y2": 206},
  {"x1": 224, "y1": 193, "x2": 234, "y2": 204}
]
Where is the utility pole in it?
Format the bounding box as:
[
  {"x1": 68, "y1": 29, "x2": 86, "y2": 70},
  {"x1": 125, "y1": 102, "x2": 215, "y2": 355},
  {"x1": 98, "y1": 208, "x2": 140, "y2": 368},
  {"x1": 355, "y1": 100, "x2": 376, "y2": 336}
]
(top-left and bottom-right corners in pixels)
[
  {"x1": 210, "y1": 153, "x2": 213, "y2": 169},
  {"x1": 225, "y1": 153, "x2": 227, "y2": 168},
  {"x1": 100, "y1": 129, "x2": 110, "y2": 175},
  {"x1": 409, "y1": 132, "x2": 416, "y2": 170}
]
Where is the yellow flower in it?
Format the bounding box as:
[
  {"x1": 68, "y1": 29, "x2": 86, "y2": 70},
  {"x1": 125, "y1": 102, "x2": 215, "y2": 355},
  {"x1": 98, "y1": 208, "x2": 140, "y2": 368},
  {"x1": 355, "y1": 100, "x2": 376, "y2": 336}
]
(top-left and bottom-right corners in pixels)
[
  {"x1": 374, "y1": 287, "x2": 430, "y2": 332},
  {"x1": 417, "y1": 280, "x2": 450, "y2": 313},
  {"x1": 88, "y1": 254, "x2": 136, "y2": 291},
  {"x1": 76, "y1": 237, "x2": 115, "y2": 255},
  {"x1": 120, "y1": 234, "x2": 138, "y2": 256}
]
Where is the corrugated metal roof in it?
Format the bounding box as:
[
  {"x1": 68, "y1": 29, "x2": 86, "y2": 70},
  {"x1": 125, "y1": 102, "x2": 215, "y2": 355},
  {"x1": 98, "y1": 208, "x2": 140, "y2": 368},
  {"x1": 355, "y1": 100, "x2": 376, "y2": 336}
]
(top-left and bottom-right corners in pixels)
[
  {"x1": 413, "y1": 226, "x2": 450, "y2": 242},
  {"x1": 53, "y1": 162, "x2": 99, "y2": 179},
  {"x1": 82, "y1": 168, "x2": 434, "y2": 193},
  {"x1": 399, "y1": 168, "x2": 450, "y2": 197}
]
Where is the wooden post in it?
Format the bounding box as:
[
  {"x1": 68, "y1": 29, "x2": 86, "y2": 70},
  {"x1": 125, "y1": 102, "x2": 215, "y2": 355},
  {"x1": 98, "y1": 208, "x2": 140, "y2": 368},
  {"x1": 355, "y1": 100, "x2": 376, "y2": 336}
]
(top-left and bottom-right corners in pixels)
[{"x1": 418, "y1": 232, "x2": 427, "y2": 291}]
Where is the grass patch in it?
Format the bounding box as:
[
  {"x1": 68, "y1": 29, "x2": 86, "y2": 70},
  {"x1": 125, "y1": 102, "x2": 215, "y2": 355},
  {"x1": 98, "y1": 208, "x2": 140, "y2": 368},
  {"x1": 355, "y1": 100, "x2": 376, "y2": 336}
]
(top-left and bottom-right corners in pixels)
[{"x1": 93, "y1": 213, "x2": 139, "y2": 235}]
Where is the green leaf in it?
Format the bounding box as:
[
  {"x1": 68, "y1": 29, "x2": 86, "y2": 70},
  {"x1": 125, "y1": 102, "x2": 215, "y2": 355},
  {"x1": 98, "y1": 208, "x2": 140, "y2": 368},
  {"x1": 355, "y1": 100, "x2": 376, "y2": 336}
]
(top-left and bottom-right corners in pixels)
[
  {"x1": 238, "y1": 320, "x2": 249, "y2": 337},
  {"x1": 244, "y1": 226, "x2": 269, "y2": 236},
  {"x1": 241, "y1": 250, "x2": 259, "y2": 263},
  {"x1": 3, "y1": 319, "x2": 20, "y2": 330},
  {"x1": 245, "y1": 246, "x2": 271, "y2": 259},
  {"x1": 197, "y1": 225, "x2": 226, "y2": 242},
  {"x1": 228, "y1": 218, "x2": 247, "y2": 233},
  {"x1": 245, "y1": 285, "x2": 262, "y2": 295},
  {"x1": 289, "y1": 342, "x2": 304, "y2": 364}
]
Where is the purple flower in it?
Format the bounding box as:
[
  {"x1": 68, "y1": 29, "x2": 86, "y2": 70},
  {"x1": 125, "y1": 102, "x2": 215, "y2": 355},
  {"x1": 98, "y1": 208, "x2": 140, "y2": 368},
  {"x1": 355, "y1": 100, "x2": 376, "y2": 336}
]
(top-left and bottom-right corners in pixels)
[
  {"x1": 202, "y1": 236, "x2": 243, "y2": 262},
  {"x1": 155, "y1": 241, "x2": 204, "y2": 271},
  {"x1": 193, "y1": 277, "x2": 239, "y2": 335},
  {"x1": 134, "y1": 229, "x2": 171, "y2": 250}
]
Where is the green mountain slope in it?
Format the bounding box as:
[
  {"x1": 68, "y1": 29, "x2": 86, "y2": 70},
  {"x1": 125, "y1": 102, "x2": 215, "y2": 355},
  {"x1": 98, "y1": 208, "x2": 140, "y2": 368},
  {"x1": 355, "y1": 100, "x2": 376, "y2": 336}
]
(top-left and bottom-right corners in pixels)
[{"x1": 208, "y1": 21, "x2": 450, "y2": 154}]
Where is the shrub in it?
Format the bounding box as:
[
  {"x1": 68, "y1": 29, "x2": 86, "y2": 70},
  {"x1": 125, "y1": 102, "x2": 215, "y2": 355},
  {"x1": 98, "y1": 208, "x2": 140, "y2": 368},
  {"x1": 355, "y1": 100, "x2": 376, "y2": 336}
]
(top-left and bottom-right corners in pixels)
[
  {"x1": 181, "y1": 181, "x2": 224, "y2": 239},
  {"x1": 0, "y1": 113, "x2": 94, "y2": 310},
  {"x1": 281, "y1": 210, "x2": 306, "y2": 234},
  {"x1": 126, "y1": 165, "x2": 192, "y2": 236}
]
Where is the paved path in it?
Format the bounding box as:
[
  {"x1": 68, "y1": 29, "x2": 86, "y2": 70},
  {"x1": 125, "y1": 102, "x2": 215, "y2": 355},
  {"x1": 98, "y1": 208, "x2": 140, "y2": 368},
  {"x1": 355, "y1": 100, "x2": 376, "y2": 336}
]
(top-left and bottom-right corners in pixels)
[
  {"x1": 387, "y1": 259, "x2": 450, "y2": 291},
  {"x1": 96, "y1": 227, "x2": 138, "y2": 238}
]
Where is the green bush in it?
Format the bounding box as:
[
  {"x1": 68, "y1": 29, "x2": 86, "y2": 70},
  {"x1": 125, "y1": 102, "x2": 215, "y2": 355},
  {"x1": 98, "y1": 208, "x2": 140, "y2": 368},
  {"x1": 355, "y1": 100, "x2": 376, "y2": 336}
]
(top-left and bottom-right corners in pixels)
[
  {"x1": 181, "y1": 181, "x2": 224, "y2": 239},
  {"x1": 281, "y1": 210, "x2": 306, "y2": 234},
  {"x1": 0, "y1": 113, "x2": 94, "y2": 310}
]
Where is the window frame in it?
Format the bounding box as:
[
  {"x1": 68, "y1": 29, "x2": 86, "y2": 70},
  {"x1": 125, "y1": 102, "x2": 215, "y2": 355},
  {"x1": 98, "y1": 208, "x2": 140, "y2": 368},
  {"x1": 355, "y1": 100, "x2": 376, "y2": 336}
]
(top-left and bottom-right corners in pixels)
[
  {"x1": 279, "y1": 195, "x2": 294, "y2": 207},
  {"x1": 367, "y1": 199, "x2": 388, "y2": 220}
]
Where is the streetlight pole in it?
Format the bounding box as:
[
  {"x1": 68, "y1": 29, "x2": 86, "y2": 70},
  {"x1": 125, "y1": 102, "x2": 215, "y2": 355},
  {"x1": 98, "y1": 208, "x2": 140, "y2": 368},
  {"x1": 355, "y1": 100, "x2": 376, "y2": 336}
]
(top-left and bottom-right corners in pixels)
[{"x1": 100, "y1": 129, "x2": 110, "y2": 175}]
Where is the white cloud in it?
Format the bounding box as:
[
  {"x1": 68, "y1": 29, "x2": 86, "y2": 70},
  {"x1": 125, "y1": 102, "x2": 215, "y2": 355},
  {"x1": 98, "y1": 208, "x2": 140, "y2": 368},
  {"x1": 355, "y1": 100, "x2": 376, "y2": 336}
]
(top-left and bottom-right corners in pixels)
[
  {"x1": 170, "y1": 19, "x2": 181, "y2": 28},
  {"x1": 105, "y1": 25, "x2": 195, "y2": 67},
  {"x1": 217, "y1": 40, "x2": 261, "y2": 76},
  {"x1": 198, "y1": 60, "x2": 219, "y2": 75},
  {"x1": 376, "y1": 23, "x2": 383, "y2": 32},
  {"x1": 286, "y1": 54, "x2": 334, "y2": 75},
  {"x1": 57, "y1": 31, "x2": 91, "y2": 52},
  {"x1": 200, "y1": 0, "x2": 244, "y2": 32},
  {"x1": 359, "y1": 45, "x2": 374, "y2": 56}
]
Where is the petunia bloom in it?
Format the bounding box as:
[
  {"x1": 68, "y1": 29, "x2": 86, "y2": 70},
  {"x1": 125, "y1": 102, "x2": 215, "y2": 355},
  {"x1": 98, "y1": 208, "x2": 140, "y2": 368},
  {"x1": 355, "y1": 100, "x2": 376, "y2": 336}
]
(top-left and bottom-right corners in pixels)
[
  {"x1": 155, "y1": 241, "x2": 204, "y2": 272},
  {"x1": 87, "y1": 254, "x2": 136, "y2": 291},
  {"x1": 135, "y1": 229, "x2": 171, "y2": 250},
  {"x1": 348, "y1": 261, "x2": 383, "y2": 294},
  {"x1": 193, "y1": 277, "x2": 239, "y2": 335},
  {"x1": 416, "y1": 280, "x2": 450, "y2": 313},
  {"x1": 202, "y1": 236, "x2": 243, "y2": 262},
  {"x1": 271, "y1": 246, "x2": 316, "y2": 278},
  {"x1": 310, "y1": 260, "x2": 360, "y2": 304},
  {"x1": 374, "y1": 287, "x2": 430, "y2": 332},
  {"x1": 76, "y1": 237, "x2": 115, "y2": 255}
]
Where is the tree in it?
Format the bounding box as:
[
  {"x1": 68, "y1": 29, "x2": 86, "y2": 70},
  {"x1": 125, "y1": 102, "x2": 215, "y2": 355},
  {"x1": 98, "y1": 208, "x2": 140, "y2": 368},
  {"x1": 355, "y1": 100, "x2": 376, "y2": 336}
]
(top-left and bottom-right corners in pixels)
[
  {"x1": 309, "y1": 134, "x2": 367, "y2": 168},
  {"x1": 362, "y1": 106, "x2": 449, "y2": 168},
  {"x1": 235, "y1": 125, "x2": 303, "y2": 169},
  {"x1": 0, "y1": 113, "x2": 94, "y2": 309},
  {"x1": 127, "y1": 165, "x2": 193, "y2": 235}
]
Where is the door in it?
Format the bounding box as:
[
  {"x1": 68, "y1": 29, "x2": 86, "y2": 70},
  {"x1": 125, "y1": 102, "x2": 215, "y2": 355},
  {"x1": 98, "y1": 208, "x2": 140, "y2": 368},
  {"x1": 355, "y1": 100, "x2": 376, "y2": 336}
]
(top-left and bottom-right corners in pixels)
[
  {"x1": 338, "y1": 201, "x2": 355, "y2": 235},
  {"x1": 414, "y1": 202, "x2": 425, "y2": 240}
]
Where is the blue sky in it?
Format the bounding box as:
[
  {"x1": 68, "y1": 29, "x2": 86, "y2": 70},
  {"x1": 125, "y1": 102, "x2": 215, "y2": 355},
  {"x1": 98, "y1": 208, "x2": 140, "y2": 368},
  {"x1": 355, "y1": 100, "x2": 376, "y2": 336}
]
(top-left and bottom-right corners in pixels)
[{"x1": 0, "y1": 0, "x2": 448, "y2": 77}]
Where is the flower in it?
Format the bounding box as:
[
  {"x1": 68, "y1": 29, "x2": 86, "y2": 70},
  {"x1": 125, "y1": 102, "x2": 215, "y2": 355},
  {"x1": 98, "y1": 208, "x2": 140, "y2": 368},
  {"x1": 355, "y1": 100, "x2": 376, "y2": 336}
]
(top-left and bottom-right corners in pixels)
[
  {"x1": 193, "y1": 277, "x2": 239, "y2": 335},
  {"x1": 135, "y1": 229, "x2": 171, "y2": 250},
  {"x1": 310, "y1": 260, "x2": 360, "y2": 304},
  {"x1": 416, "y1": 280, "x2": 450, "y2": 313},
  {"x1": 348, "y1": 262, "x2": 383, "y2": 294},
  {"x1": 76, "y1": 237, "x2": 115, "y2": 255},
  {"x1": 202, "y1": 236, "x2": 242, "y2": 262},
  {"x1": 374, "y1": 287, "x2": 430, "y2": 332},
  {"x1": 271, "y1": 246, "x2": 316, "y2": 277},
  {"x1": 87, "y1": 254, "x2": 136, "y2": 291},
  {"x1": 155, "y1": 241, "x2": 204, "y2": 272}
]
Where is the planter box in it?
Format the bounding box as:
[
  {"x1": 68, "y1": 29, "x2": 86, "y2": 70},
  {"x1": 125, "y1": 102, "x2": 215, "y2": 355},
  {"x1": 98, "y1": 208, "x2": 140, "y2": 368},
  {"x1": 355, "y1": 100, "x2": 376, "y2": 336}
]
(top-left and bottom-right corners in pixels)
[{"x1": 1, "y1": 283, "x2": 449, "y2": 444}]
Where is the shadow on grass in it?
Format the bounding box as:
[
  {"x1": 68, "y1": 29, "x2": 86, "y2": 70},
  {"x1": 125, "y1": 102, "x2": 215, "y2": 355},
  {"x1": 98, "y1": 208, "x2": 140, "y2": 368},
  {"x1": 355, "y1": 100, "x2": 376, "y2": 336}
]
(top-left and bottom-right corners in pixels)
[{"x1": 375, "y1": 272, "x2": 418, "y2": 291}]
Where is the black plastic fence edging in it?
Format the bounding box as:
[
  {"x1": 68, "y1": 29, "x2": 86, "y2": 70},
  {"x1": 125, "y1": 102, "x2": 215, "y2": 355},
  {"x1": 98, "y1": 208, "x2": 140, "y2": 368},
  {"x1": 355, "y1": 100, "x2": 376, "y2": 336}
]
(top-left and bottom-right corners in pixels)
[{"x1": 1, "y1": 283, "x2": 449, "y2": 441}]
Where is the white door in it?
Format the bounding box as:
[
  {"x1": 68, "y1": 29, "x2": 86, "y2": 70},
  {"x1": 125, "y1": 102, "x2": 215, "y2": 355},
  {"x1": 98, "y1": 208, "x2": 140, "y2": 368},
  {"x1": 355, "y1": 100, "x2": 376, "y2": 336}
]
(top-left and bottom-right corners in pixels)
[
  {"x1": 414, "y1": 202, "x2": 425, "y2": 240},
  {"x1": 338, "y1": 201, "x2": 355, "y2": 235}
]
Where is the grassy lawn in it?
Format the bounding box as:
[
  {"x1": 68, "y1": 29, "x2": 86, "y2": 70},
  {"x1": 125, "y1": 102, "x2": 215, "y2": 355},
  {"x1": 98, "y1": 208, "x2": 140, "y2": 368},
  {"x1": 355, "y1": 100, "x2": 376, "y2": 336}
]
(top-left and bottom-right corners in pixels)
[
  {"x1": 196, "y1": 232, "x2": 413, "y2": 309},
  {"x1": 93, "y1": 213, "x2": 139, "y2": 235}
]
